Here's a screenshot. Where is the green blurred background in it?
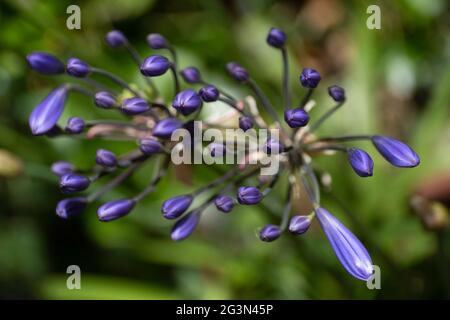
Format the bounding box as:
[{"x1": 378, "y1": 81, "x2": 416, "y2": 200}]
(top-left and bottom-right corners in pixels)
[{"x1": 1, "y1": 0, "x2": 450, "y2": 299}]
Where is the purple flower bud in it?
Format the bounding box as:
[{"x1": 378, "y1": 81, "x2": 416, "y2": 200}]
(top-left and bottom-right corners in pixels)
[
  {"x1": 121, "y1": 97, "x2": 150, "y2": 115},
  {"x1": 347, "y1": 148, "x2": 374, "y2": 177},
  {"x1": 94, "y1": 91, "x2": 116, "y2": 109},
  {"x1": 288, "y1": 215, "x2": 312, "y2": 235},
  {"x1": 65, "y1": 117, "x2": 85, "y2": 134},
  {"x1": 161, "y1": 195, "x2": 193, "y2": 219},
  {"x1": 66, "y1": 58, "x2": 90, "y2": 78},
  {"x1": 97, "y1": 199, "x2": 135, "y2": 222},
  {"x1": 316, "y1": 207, "x2": 374, "y2": 281},
  {"x1": 26, "y1": 52, "x2": 65, "y2": 75},
  {"x1": 209, "y1": 143, "x2": 225, "y2": 157},
  {"x1": 300, "y1": 68, "x2": 321, "y2": 89},
  {"x1": 198, "y1": 85, "x2": 219, "y2": 102},
  {"x1": 146, "y1": 33, "x2": 169, "y2": 49},
  {"x1": 139, "y1": 138, "x2": 162, "y2": 155},
  {"x1": 172, "y1": 89, "x2": 202, "y2": 116},
  {"x1": 180, "y1": 67, "x2": 202, "y2": 84},
  {"x1": 264, "y1": 137, "x2": 284, "y2": 155},
  {"x1": 266, "y1": 27, "x2": 286, "y2": 48},
  {"x1": 171, "y1": 212, "x2": 200, "y2": 241},
  {"x1": 284, "y1": 108, "x2": 310, "y2": 128},
  {"x1": 372, "y1": 135, "x2": 420, "y2": 168},
  {"x1": 214, "y1": 195, "x2": 234, "y2": 213},
  {"x1": 51, "y1": 161, "x2": 74, "y2": 176},
  {"x1": 56, "y1": 197, "x2": 87, "y2": 219},
  {"x1": 239, "y1": 116, "x2": 254, "y2": 131},
  {"x1": 59, "y1": 173, "x2": 90, "y2": 193},
  {"x1": 328, "y1": 85, "x2": 346, "y2": 102},
  {"x1": 105, "y1": 30, "x2": 128, "y2": 48},
  {"x1": 152, "y1": 118, "x2": 182, "y2": 139},
  {"x1": 140, "y1": 55, "x2": 171, "y2": 77},
  {"x1": 96, "y1": 149, "x2": 117, "y2": 167},
  {"x1": 226, "y1": 62, "x2": 249, "y2": 82},
  {"x1": 259, "y1": 224, "x2": 281, "y2": 242},
  {"x1": 237, "y1": 186, "x2": 263, "y2": 205},
  {"x1": 29, "y1": 86, "x2": 68, "y2": 135}
]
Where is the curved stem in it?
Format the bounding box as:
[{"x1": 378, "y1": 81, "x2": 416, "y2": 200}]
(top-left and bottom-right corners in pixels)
[
  {"x1": 281, "y1": 47, "x2": 290, "y2": 109},
  {"x1": 91, "y1": 67, "x2": 141, "y2": 97},
  {"x1": 300, "y1": 88, "x2": 313, "y2": 108},
  {"x1": 308, "y1": 102, "x2": 344, "y2": 133},
  {"x1": 170, "y1": 65, "x2": 180, "y2": 94},
  {"x1": 314, "y1": 135, "x2": 373, "y2": 143},
  {"x1": 247, "y1": 79, "x2": 280, "y2": 123},
  {"x1": 280, "y1": 176, "x2": 293, "y2": 231},
  {"x1": 133, "y1": 156, "x2": 170, "y2": 202}
]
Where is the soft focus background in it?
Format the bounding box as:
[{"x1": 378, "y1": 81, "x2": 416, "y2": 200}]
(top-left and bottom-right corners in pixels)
[{"x1": 1, "y1": 0, "x2": 450, "y2": 299}]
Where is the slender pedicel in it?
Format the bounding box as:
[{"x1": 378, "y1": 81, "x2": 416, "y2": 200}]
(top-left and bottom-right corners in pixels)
[
  {"x1": 90, "y1": 67, "x2": 141, "y2": 97},
  {"x1": 247, "y1": 79, "x2": 280, "y2": 124}
]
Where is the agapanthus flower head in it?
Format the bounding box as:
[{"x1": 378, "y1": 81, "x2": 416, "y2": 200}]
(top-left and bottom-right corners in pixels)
[
  {"x1": 239, "y1": 116, "x2": 254, "y2": 131},
  {"x1": 347, "y1": 148, "x2": 374, "y2": 177},
  {"x1": 161, "y1": 195, "x2": 193, "y2": 219},
  {"x1": 65, "y1": 117, "x2": 85, "y2": 134},
  {"x1": 226, "y1": 62, "x2": 249, "y2": 82},
  {"x1": 26, "y1": 52, "x2": 65, "y2": 75},
  {"x1": 237, "y1": 186, "x2": 263, "y2": 205},
  {"x1": 372, "y1": 135, "x2": 420, "y2": 168},
  {"x1": 139, "y1": 138, "x2": 162, "y2": 155},
  {"x1": 66, "y1": 58, "x2": 90, "y2": 78},
  {"x1": 198, "y1": 85, "x2": 219, "y2": 102},
  {"x1": 51, "y1": 161, "x2": 74, "y2": 176},
  {"x1": 140, "y1": 55, "x2": 171, "y2": 77},
  {"x1": 97, "y1": 198, "x2": 135, "y2": 222},
  {"x1": 172, "y1": 89, "x2": 202, "y2": 116},
  {"x1": 289, "y1": 215, "x2": 312, "y2": 235},
  {"x1": 266, "y1": 27, "x2": 286, "y2": 48},
  {"x1": 214, "y1": 195, "x2": 234, "y2": 213},
  {"x1": 328, "y1": 85, "x2": 346, "y2": 102},
  {"x1": 152, "y1": 118, "x2": 182, "y2": 139},
  {"x1": 56, "y1": 197, "x2": 87, "y2": 219},
  {"x1": 105, "y1": 30, "x2": 128, "y2": 48},
  {"x1": 146, "y1": 33, "x2": 169, "y2": 49},
  {"x1": 96, "y1": 149, "x2": 117, "y2": 168},
  {"x1": 94, "y1": 91, "x2": 116, "y2": 109},
  {"x1": 316, "y1": 207, "x2": 373, "y2": 281},
  {"x1": 121, "y1": 97, "x2": 150, "y2": 115},
  {"x1": 264, "y1": 137, "x2": 284, "y2": 155},
  {"x1": 180, "y1": 67, "x2": 202, "y2": 84},
  {"x1": 59, "y1": 173, "x2": 90, "y2": 193},
  {"x1": 300, "y1": 68, "x2": 321, "y2": 88},
  {"x1": 259, "y1": 224, "x2": 281, "y2": 242},
  {"x1": 284, "y1": 108, "x2": 310, "y2": 128},
  {"x1": 171, "y1": 212, "x2": 200, "y2": 241},
  {"x1": 29, "y1": 86, "x2": 68, "y2": 135}
]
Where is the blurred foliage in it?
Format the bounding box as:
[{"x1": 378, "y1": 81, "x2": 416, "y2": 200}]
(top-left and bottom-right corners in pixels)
[{"x1": 0, "y1": 0, "x2": 450, "y2": 299}]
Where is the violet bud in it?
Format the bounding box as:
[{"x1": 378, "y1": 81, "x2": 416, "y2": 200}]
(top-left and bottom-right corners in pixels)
[
  {"x1": 161, "y1": 195, "x2": 193, "y2": 219},
  {"x1": 266, "y1": 27, "x2": 286, "y2": 48},
  {"x1": 300, "y1": 68, "x2": 321, "y2": 89},
  {"x1": 152, "y1": 118, "x2": 183, "y2": 139},
  {"x1": 214, "y1": 195, "x2": 234, "y2": 213},
  {"x1": 139, "y1": 138, "x2": 162, "y2": 155},
  {"x1": 172, "y1": 89, "x2": 202, "y2": 116},
  {"x1": 56, "y1": 197, "x2": 87, "y2": 219},
  {"x1": 198, "y1": 85, "x2": 219, "y2": 102},
  {"x1": 237, "y1": 186, "x2": 263, "y2": 205},
  {"x1": 264, "y1": 137, "x2": 284, "y2": 155},
  {"x1": 209, "y1": 143, "x2": 225, "y2": 157},
  {"x1": 284, "y1": 108, "x2": 310, "y2": 128},
  {"x1": 105, "y1": 30, "x2": 128, "y2": 48},
  {"x1": 51, "y1": 161, "x2": 74, "y2": 176},
  {"x1": 121, "y1": 97, "x2": 150, "y2": 115},
  {"x1": 372, "y1": 135, "x2": 420, "y2": 168},
  {"x1": 239, "y1": 116, "x2": 254, "y2": 131},
  {"x1": 328, "y1": 85, "x2": 346, "y2": 102},
  {"x1": 288, "y1": 215, "x2": 312, "y2": 235},
  {"x1": 65, "y1": 117, "x2": 85, "y2": 134},
  {"x1": 347, "y1": 148, "x2": 374, "y2": 177},
  {"x1": 140, "y1": 55, "x2": 171, "y2": 77},
  {"x1": 226, "y1": 62, "x2": 249, "y2": 82},
  {"x1": 66, "y1": 58, "x2": 90, "y2": 78},
  {"x1": 259, "y1": 224, "x2": 281, "y2": 242},
  {"x1": 59, "y1": 173, "x2": 90, "y2": 193},
  {"x1": 180, "y1": 67, "x2": 202, "y2": 84},
  {"x1": 171, "y1": 212, "x2": 200, "y2": 241},
  {"x1": 29, "y1": 86, "x2": 68, "y2": 135},
  {"x1": 146, "y1": 33, "x2": 169, "y2": 49},
  {"x1": 94, "y1": 91, "x2": 116, "y2": 109},
  {"x1": 96, "y1": 149, "x2": 117, "y2": 167},
  {"x1": 316, "y1": 207, "x2": 374, "y2": 281},
  {"x1": 26, "y1": 52, "x2": 65, "y2": 75},
  {"x1": 97, "y1": 198, "x2": 135, "y2": 222}
]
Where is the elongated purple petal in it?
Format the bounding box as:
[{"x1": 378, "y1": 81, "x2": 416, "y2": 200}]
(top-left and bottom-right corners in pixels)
[
  {"x1": 316, "y1": 207, "x2": 374, "y2": 281},
  {"x1": 171, "y1": 212, "x2": 200, "y2": 241},
  {"x1": 372, "y1": 135, "x2": 420, "y2": 168}
]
